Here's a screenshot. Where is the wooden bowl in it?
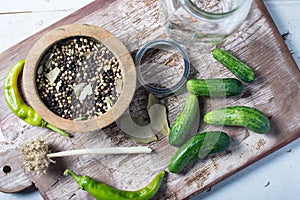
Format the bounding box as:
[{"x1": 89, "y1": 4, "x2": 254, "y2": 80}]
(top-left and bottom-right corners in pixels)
[{"x1": 23, "y1": 24, "x2": 136, "y2": 132}]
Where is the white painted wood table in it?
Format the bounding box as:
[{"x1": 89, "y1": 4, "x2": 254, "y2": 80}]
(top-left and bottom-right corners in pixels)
[{"x1": 0, "y1": 0, "x2": 299, "y2": 199}]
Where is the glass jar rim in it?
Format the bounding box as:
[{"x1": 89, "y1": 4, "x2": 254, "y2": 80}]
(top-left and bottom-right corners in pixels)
[
  {"x1": 179, "y1": 0, "x2": 250, "y2": 20},
  {"x1": 135, "y1": 39, "x2": 190, "y2": 95}
]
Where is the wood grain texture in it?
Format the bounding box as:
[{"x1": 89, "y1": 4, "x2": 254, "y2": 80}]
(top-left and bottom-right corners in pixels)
[
  {"x1": 0, "y1": 143, "x2": 32, "y2": 193},
  {"x1": 0, "y1": 0, "x2": 299, "y2": 199}
]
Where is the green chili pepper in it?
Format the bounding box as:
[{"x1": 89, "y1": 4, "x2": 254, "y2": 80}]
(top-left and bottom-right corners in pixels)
[
  {"x1": 64, "y1": 169, "x2": 165, "y2": 200},
  {"x1": 4, "y1": 60, "x2": 69, "y2": 137}
]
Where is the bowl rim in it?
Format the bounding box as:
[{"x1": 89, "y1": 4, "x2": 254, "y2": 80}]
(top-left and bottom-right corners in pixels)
[{"x1": 23, "y1": 24, "x2": 136, "y2": 133}]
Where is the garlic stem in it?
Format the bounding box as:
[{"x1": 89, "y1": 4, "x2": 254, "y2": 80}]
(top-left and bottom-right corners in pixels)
[{"x1": 47, "y1": 146, "x2": 152, "y2": 158}]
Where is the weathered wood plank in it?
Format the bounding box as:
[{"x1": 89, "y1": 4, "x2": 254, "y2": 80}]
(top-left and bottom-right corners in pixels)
[{"x1": 0, "y1": 0, "x2": 299, "y2": 199}]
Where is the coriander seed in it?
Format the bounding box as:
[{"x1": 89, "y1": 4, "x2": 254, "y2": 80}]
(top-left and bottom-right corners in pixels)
[{"x1": 36, "y1": 36, "x2": 123, "y2": 121}]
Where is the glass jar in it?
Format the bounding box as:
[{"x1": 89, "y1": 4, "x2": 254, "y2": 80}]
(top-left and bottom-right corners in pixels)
[{"x1": 159, "y1": 0, "x2": 252, "y2": 44}]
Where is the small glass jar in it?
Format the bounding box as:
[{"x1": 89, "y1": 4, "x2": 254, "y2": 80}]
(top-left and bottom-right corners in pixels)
[{"x1": 159, "y1": 0, "x2": 252, "y2": 44}]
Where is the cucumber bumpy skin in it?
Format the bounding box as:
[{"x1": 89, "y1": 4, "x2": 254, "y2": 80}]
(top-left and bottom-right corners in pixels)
[
  {"x1": 168, "y1": 131, "x2": 230, "y2": 173},
  {"x1": 204, "y1": 106, "x2": 270, "y2": 134},
  {"x1": 168, "y1": 94, "x2": 199, "y2": 147},
  {"x1": 187, "y1": 78, "x2": 243, "y2": 98},
  {"x1": 212, "y1": 48, "x2": 255, "y2": 83}
]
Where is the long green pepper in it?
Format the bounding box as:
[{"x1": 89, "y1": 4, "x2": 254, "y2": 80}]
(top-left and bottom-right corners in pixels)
[
  {"x1": 4, "y1": 60, "x2": 69, "y2": 137},
  {"x1": 64, "y1": 169, "x2": 165, "y2": 200}
]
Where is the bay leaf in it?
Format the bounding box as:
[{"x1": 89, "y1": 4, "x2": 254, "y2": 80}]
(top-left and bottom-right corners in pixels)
[
  {"x1": 119, "y1": 115, "x2": 157, "y2": 144},
  {"x1": 147, "y1": 94, "x2": 170, "y2": 136},
  {"x1": 37, "y1": 65, "x2": 44, "y2": 75},
  {"x1": 74, "y1": 83, "x2": 86, "y2": 98},
  {"x1": 45, "y1": 67, "x2": 60, "y2": 85},
  {"x1": 79, "y1": 84, "x2": 93, "y2": 101},
  {"x1": 55, "y1": 80, "x2": 62, "y2": 92}
]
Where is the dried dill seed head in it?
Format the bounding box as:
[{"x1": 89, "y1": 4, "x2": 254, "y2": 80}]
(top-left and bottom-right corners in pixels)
[{"x1": 21, "y1": 139, "x2": 54, "y2": 174}]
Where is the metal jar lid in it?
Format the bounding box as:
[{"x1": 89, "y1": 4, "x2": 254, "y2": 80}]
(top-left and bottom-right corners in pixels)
[{"x1": 135, "y1": 39, "x2": 190, "y2": 95}]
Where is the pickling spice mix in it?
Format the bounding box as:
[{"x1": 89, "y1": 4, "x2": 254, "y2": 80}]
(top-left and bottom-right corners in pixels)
[{"x1": 36, "y1": 36, "x2": 123, "y2": 121}]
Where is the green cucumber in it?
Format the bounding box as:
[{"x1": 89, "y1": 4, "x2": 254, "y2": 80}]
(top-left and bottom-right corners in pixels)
[
  {"x1": 212, "y1": 48, "x2": 255, "y2": 83},
  {"x1": 204, "y1": 106, "x2": 270, "y2": 134},
  {"x1": 168, "y1": 131, "x2": 230, "y2": 173},
  {"x1": 187, "y1": 78, "x2": 243, "y2": 97},
  {"x1": 169, "y1": 94, "x2": 199, "y2": 147}
]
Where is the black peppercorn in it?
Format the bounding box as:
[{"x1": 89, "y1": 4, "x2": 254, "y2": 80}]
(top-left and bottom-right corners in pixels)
[{"x1": 36, "y1": 36, "x2": 123, "y2": 120}]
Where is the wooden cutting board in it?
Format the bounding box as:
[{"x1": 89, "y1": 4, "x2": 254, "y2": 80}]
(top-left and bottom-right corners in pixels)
[{"x1": 0, "y1": 0, "x2": 299, "y2": 199}]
